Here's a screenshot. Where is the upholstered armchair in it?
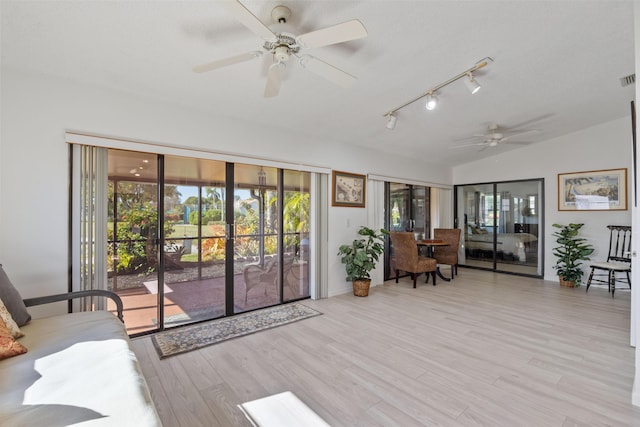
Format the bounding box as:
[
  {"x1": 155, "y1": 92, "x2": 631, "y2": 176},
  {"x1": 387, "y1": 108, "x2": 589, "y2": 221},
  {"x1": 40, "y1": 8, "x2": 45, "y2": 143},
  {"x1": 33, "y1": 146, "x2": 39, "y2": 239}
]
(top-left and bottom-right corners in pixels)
[
  {"x1": 389, "y1": 232, "x2": 437, "y2": 288},
  {"x1": 433, "y1": 228, "x2": 462, "y2": 279}
]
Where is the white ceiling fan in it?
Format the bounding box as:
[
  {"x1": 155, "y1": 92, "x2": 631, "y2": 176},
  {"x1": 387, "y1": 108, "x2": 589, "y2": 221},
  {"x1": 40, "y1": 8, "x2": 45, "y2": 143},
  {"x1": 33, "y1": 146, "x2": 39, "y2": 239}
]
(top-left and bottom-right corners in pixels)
[
  {"x1": 453, "y1": 123, "x2": 541, "y2": 150},
  {"x1": 193, "y1": 0, "x2": 368, "y2": 97}
]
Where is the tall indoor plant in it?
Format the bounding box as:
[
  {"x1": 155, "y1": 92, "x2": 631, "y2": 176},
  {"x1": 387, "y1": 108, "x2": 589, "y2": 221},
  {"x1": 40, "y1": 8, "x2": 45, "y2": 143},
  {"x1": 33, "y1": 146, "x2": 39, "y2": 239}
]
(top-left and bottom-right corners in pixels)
[
  {"x1": 338, "y1": 226, "x2": 388, "y2": 296},
  {"x1": 551, "y1": 223, "x2": 594, "y2": 287}
]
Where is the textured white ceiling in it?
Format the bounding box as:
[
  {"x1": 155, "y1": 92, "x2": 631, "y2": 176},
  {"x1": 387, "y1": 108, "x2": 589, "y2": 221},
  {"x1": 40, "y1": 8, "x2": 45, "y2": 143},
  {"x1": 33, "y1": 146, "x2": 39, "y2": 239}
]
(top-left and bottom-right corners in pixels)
[{"x1": 1, "y1": 1, "x2": 635, "y2": 166}]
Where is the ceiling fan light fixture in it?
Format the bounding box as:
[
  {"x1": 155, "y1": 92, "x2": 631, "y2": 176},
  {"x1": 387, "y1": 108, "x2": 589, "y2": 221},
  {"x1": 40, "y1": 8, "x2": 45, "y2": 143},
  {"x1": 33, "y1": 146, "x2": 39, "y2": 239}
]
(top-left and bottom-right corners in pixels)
[
  {"x1": 386, "y1": 114, "x2": 397, "y2": 130},
  {"x1": 273, "y1": 45, "x2": 291, "y2": 62},
  {"x1": 193, "y1": 2, "x2": 368, "y2": 97},
  {"x1": 425, "y1": 92, "x2": 438, "y2": 110},
  {"x1": 465, "y1": 73, "x2": 481, "y2": 94}
]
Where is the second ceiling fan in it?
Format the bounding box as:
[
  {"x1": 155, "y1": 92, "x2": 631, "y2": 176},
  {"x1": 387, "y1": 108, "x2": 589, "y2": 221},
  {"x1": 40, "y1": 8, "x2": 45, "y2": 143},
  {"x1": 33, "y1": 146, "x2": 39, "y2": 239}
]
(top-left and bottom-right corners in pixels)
[
  {"x1": 453, "y1": 123, "x2": 541, "y2": 150},
  {"x1": 193, "y1": 0, "x2": 368, "y2": 97}
]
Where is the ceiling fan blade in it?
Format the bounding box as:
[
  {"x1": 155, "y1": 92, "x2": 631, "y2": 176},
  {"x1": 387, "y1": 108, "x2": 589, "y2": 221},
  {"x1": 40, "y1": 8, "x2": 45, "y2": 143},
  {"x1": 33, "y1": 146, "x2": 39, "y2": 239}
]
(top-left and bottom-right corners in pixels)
[
  {"x1": 449, "y1": 142, "x2": 486, "y2": 149},
  {"x1": 499, "y1": 130, "x2": 539, "y2": 141},
  {"x1": 507, "y1": 113, "x2": 554, "y2": 132},
  {"x1": 264, "y1": 62, "x2": 285, "y2": 98},
  {"x1": 298, "y1": 55, "x2": 356, "y2": 88},
  {"x1": 192, "y1": 51, "x2": 262, "y2": 73},
  {"x1": 453, "y1": 134, "x2": 486, "y2": 143},
  {"x1": 296, "y1": 20, "x2": 367, "y2": 48},
  {"x1": 505, "y1": 141, "x2": 534, "y2": 145},
  {"x1": 221, "y1": 0, "x2": 277, "y2": 41}
]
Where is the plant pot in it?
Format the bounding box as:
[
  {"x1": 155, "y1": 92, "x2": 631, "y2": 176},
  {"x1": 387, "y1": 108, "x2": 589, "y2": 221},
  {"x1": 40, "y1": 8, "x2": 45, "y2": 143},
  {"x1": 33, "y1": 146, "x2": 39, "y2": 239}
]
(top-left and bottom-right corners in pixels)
[
  {"x1": 352, "y1": 279, "x2": 371, "y2": 297},
  {"x1": 559, "y1": 278, "x2": 576, "y2": 288}
]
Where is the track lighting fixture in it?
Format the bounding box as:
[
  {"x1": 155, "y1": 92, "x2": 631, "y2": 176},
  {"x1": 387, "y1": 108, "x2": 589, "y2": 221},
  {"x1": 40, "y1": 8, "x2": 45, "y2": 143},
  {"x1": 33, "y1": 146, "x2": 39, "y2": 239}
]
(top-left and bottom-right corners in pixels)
[
  {"x1": 464, "y1": 72, "x2": 481, "y2": 94},
  {"x1": 386, "y1": 114, "x2": 397, "y2": 130},
  {"x1": 425, "y1": 92, "x2": 438, "y2": 110},
  {"x1": 382, "y1": 57, "x2": 493, "y2": 129}
]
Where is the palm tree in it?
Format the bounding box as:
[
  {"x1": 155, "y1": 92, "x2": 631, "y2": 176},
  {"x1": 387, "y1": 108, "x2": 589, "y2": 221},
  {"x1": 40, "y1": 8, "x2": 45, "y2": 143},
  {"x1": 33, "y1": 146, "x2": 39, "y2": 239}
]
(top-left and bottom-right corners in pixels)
[{"x1": 283, "y1": 192, "x2": 310, "y2": 234}]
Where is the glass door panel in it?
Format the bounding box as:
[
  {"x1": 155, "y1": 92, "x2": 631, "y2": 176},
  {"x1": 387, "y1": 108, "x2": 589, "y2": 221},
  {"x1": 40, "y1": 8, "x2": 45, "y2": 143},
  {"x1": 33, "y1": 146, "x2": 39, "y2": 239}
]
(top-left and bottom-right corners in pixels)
[
  {"x1": 233, "y1": 164, "x2": 280, "y2": 312},
  {"x1": 200, "y1": 185, "x2": 227, "y2": 280},
  {"x1": 282, "y1": 170, "x2": 311, "y2": 302},
  {"x1": 458, "y1": 183, "x2": 495, "y2": 270},
  {"x1": 385, "y1": 182, "x2": 430, "y2": 280},
  {"x1": 411, "y1": 187, "x2": 428, "y2": 240},
  {"x1": 495, "y1": 181, "x2": 542, "y2": 275},
  {"x1": 107, "y1": 149, "x2": 159, "y2": 335},
  {"x1": 162, "y1": 156, "x2": 227, "y2": 327},
  {"x1": 389, "y1": 183, "x2": 411, "y2": 232}
]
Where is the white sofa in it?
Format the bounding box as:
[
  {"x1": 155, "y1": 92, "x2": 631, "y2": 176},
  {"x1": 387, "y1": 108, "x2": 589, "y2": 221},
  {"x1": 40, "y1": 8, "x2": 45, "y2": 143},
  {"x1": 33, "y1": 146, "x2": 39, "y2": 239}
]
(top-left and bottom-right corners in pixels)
[{"x1": 0, "y1": 290, "x2": 162, "y2": 426}]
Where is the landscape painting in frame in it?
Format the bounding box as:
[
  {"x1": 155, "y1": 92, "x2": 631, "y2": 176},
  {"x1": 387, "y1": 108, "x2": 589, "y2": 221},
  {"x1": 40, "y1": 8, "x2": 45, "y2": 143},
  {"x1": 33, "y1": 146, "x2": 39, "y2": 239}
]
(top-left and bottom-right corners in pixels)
[
  {"x1": 558, "y1": 168, "x2": 627, "y2": 211},
  {"x1": 332, "y1": 170, "x2": 366, "y2": 207}
]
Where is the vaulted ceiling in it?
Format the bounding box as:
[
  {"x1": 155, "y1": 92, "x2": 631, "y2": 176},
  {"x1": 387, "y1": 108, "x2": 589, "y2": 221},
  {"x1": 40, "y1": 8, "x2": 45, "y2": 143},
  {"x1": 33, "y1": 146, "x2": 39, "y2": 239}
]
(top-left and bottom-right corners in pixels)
[{"x1": 1, "y1": 1, "x2": 635, "y2": 166}]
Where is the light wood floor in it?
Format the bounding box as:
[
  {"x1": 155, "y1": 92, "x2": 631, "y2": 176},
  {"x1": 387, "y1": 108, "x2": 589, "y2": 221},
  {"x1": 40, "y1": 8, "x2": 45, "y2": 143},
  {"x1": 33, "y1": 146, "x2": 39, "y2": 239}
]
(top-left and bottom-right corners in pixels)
[{"x1": 131, "y1": 268, "x2": 640, "y2": 426}]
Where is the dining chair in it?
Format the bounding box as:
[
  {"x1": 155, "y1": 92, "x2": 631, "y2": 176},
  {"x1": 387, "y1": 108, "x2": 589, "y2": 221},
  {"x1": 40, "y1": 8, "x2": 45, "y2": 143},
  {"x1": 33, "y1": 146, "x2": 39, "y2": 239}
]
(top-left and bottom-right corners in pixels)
[
  {"x1": 433, "y1": 228, "x2": 462, "y2": 280},
  {"x1": 586, "y1": 225, "x2": 631, "y2": 297},
  {"x1": 389, "y1": 232, "x2": 437, "y2": 288}
]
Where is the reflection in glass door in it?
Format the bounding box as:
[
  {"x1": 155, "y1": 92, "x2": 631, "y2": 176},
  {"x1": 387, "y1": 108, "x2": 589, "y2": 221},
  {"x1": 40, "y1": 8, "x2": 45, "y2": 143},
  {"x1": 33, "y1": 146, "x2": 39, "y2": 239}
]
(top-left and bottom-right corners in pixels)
[{"x1": 456, "y1": 179, "x2": 543, "y2": 277}]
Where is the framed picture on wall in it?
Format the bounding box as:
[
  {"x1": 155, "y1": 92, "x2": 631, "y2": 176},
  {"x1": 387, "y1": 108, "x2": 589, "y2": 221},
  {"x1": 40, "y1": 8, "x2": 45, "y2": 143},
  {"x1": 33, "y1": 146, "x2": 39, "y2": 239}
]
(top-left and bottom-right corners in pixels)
[
  {"x1": 558, "y1": 168, "x2": 627, "y2": 211},
  {"x1": 332, "y1": 170, "x2": 366, "y2": 207}
]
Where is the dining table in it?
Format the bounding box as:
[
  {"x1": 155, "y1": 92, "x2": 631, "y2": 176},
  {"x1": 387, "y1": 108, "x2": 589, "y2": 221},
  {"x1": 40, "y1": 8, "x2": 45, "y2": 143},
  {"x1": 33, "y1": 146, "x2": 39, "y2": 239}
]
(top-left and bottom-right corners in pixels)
[{"x1": 417, "y1": 239, "x2": 451, "y2": 282}]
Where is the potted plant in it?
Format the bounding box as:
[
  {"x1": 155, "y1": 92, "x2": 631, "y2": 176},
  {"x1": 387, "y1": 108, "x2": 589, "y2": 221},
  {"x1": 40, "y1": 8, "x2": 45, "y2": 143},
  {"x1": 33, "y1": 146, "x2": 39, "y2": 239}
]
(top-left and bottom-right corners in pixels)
[
  {"x1": 551, "y1": 223, "x2": 594, "y2": 287},
  {"x1": 337, "y1": 226, "x2": 388, "y2": 296}
]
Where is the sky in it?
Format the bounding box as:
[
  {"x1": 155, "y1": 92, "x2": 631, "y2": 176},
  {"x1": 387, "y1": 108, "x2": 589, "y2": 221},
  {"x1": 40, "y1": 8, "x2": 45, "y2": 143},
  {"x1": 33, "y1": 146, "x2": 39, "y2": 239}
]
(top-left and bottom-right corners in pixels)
[{"x1": 177, "y1": 186, "x2": 198, "y2": 203}]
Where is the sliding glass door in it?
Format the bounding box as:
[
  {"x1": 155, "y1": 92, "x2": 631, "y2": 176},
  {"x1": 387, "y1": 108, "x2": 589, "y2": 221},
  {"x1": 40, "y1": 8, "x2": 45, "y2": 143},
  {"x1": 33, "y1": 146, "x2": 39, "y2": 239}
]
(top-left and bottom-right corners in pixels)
[
  {"x1": 281, "y1": 170, "x2": 311, "y2": 302},
  {"x1": 107, "y1": 150, "x2": 160, "y2": 335},
  {"x1": 456, "y1": 179, "x2": 543, "y2": 277},
  {"x1": 384, "y1": 182, "x2": 430, "y2": 280},
  {"x1": 162, "y1": 156, "x2": 228, "y2": 327},
  {"x1": 104, "y1": 149, "x2": 311, "y2": 335},
  {"x1": 233, "y1": 164, "x2": 280, "y2": 312}
]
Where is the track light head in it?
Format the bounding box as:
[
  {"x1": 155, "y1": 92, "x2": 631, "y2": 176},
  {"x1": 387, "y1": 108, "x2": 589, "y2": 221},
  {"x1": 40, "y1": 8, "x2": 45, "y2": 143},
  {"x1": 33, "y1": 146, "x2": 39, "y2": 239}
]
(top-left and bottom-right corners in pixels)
[
  {"x1": 386, "y1": 114, "x2": 397, "y2": 130},
  {"x1": 382, "y1": 57, "x2": 492, "y2": 124},
  {"x1": 465, "y1": 73, "x2": 481, "y2": 94},
  {"x1": 425, "y1": 93, "x2": 438, "y2": 110}
]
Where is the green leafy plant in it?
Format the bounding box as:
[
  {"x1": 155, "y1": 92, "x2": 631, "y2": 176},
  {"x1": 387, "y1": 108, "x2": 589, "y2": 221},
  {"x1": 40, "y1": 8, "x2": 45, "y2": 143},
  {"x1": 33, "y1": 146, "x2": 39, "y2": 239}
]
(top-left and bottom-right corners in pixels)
[
  {"x1": 552, "y1": 223, "x2": 594, "y2": 284},
  {"x1": 338, "y1": 226, "x2": 388, "y2": 281},
  {"x1": 189, "y1": 209, "x2": 222, "y2": 225}
]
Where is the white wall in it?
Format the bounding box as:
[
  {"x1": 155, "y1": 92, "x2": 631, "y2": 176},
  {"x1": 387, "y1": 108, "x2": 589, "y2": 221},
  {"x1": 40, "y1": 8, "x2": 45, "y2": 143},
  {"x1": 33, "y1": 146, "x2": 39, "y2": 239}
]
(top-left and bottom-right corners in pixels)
[
  {"x1": 0, "y1": 69, "x2": 452, "y2": 313},
  {"x1": 631, "y1": 0, "x2": 639, "y2": 408},
  {"x1": 454, "y1": 117, "x2": 633, "y2": 282}
]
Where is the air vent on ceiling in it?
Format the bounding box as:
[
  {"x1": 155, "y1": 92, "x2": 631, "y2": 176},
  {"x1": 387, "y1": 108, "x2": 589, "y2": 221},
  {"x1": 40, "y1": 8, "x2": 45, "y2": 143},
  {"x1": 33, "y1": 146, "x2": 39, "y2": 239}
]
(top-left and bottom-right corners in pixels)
[{"x1": 620, "y1": 73, "x2": 635, "y2": 87}]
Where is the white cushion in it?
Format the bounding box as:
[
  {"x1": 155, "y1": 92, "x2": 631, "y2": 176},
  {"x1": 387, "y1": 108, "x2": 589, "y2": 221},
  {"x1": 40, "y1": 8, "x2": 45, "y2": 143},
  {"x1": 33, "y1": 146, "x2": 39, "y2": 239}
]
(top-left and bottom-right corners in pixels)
[
  {"x1": 239, "y1": 391, "x2": 330, "y2": 427},
  {"x1": 0, "y1": 311, "x2": 161, "y2": 426},
  {"x1": 590, "y1": 261, "x2": 630, "y2": 271}
]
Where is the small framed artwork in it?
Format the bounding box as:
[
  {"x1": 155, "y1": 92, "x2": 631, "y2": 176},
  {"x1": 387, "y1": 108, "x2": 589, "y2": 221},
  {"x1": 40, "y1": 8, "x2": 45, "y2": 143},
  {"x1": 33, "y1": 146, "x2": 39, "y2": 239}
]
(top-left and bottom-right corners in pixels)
[
  {"x1": 558, "y1": 168, "x2": 627, "y2": 211},
  {"x1": 332, "y1": 170, "x2": 366, "y2": 207}
]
